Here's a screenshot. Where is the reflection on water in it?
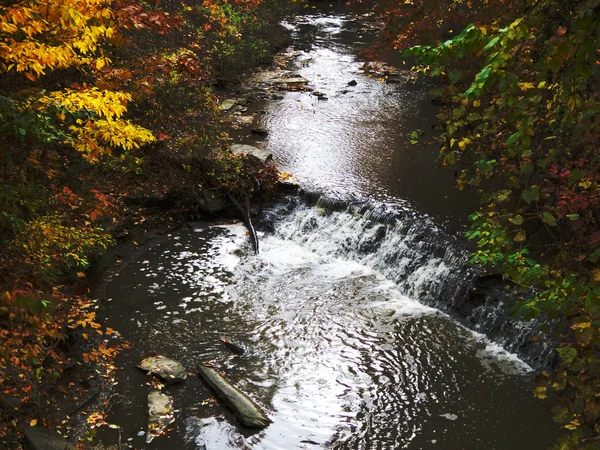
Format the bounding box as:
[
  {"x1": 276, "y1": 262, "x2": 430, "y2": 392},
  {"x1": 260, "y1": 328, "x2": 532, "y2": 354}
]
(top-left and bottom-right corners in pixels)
[
  {"x1": 98, "y1": 223, "x2": 555, "y2": 449},
  {"x1": 267, "y1": 11, "x2": 478, "y2": 228}
]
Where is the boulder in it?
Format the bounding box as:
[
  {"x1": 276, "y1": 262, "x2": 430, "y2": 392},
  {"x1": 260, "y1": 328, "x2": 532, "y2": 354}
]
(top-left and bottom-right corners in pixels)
[
  {"x1": 23, "y1": 426, "x2": 76, "y2": 450},
  {"x1": 137, "y1": 355, "x2": 188, "y2": 384},
  {"x1": 347, "y1": 80, "x2": 358, "y2": 86},
  {"x1": 199, "y1": 188, "x2": 226, "y2": 215},
  {"x1": 230, "y1": 144, "x2": 272, "y2": 164},
  {"x1": 146, "y1": 390, "x2": 175, "y2": 443}
]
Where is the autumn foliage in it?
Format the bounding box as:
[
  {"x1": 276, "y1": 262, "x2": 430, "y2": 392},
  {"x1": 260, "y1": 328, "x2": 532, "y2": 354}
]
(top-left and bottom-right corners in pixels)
[{"x1": 0, "y1": 0, "x2": 291, "y2": 446}]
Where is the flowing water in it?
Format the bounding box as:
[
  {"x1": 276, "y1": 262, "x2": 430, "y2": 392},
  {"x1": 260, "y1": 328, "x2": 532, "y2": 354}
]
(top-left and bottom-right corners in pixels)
[{"x1": 97, "y1": 4, "x2": 558, "y2": 449}]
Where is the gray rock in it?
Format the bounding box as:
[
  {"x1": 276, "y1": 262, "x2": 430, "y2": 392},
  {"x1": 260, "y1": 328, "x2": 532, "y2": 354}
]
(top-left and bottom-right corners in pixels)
[
  {"x1": 230, "y1": 144, "x2": 272, "y2": 164},
  {"x1": 23, "y1": 426, "x2": 76, "y2": 450},
  {"x1": 219, "y1": 99, "x2": 236, "y2": 111},
  {"x1": 147, "y1": 390, "x2": 175, "y2": 443},
  {"x1": 348, "y1": 80, "x2": 358, "y2": 86},
  {"x1": 199, "y1": 188, "x2": 225, "y2": 214},
  {"x1": 137, "y1": 355, "x2": 188, "y2": 384},
  {"x1": 272, "y1": 77, "x2": 309, "y2": 85},
  {"x1": 251, "y1": 127, "x2": 269, "y2": 137}
]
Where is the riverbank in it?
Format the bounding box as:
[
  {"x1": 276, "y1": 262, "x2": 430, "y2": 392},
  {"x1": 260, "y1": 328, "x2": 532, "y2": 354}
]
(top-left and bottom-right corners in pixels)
[{"x1": 0, "y1": 0, "x2": 300, "y2": 446}]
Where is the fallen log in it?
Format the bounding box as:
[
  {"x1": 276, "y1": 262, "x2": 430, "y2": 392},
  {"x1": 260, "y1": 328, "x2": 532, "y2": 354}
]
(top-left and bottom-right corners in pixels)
[{"x1": 197, "y1": 364, "x2": 272, "y2": 428}]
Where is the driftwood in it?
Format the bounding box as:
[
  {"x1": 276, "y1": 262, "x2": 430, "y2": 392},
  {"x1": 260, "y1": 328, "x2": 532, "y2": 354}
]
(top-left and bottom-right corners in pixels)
[
  {"x1": 197, "y1": 364, "x2": 272, "y2": 428},
  {"x1": 227, "y1": 193, "x2": 259, "y2": 254}
]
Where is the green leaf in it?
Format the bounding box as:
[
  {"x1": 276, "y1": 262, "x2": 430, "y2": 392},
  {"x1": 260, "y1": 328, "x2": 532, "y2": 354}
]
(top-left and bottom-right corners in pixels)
[
  {"x1": 521, "y1": 188, "x2": 539, "y2": 204},
  {"x1": 506, "y1": 131, "x2": 521, "y2": 146},
  {"x1": 588, "y1": 249, "x2": 600, "y2": 263},
  {"x1": 509, "y1": 215, "x2": 524, "y2": 225},
  {"x1": 483, "y1": 36, "x2": 499, "y2": 52},
  {"x1": 541, "y1": 212, "x2": 557, "y2": 226},
  {"x1": 556, "y1": 347, "x2": 577, "y2": 364}
]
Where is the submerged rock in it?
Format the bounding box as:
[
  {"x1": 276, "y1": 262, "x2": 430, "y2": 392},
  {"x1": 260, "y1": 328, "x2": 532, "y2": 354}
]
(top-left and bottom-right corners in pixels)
[
  {"x1": 230, "y1": 144, "x2": 272, "y2": 164},
  {"x1": 137, "y1": 355, "x2": 188, "y2": 384},
  {"x1": 197, "y1": 364, "x2": 272, "y2": 428},
  {"x1": 147, "y1": 390, "x2": 175, "y2": 443},
  {"x1": 220, "y1": 338, "x2": 246, "y2": 355},
  {"x1": 347, "y1": 80, "x2": 357, "y2": 86},
  {"x1": 23, "y1": 426, "x2": 76, "y2": 450}
]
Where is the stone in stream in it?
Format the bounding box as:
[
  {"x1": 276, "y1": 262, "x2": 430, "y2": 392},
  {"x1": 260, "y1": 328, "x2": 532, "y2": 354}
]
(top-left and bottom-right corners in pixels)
[
  {"x1": 219, "y1": 99, "x2": 236, "y2": 111},
  {"x1": 272, "y1": 77, "x2": 309, "y2": 85},
  {"x1": 197, "y1": 364, "x2": 272, "y2": 428},
  {"x1": 347, "y1": 79, "x2": 358, "y2": 86},
  {"x1": 146, "y1": 390, "x2": 175, "y2": 443},
  {"x1": 250, "y1": 127, "x2": 269, "y2": 137},
  {"x1": 137, "y1": 355, "x2": 188, "y2": 384},
  {"x1": 23, "y1": 426, "x2": 77, "y2": 450},
  {"x1": 220, "y1": 338, "x2": 246, "y2": 355},
  {"x1": 230, "y1": 144, "x2": 272, "y2": 164}
]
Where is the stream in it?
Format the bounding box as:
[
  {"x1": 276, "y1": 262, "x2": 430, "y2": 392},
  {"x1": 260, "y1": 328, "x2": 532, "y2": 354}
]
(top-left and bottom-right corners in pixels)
[{"x1": 97, "y1": 4, "x2": 557, "y2": 449}]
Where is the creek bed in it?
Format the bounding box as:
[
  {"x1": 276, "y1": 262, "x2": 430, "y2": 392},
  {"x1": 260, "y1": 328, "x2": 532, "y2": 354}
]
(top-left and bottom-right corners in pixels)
[{"x1": 95, "y1": 4, "x2": 557, "y2": 449}]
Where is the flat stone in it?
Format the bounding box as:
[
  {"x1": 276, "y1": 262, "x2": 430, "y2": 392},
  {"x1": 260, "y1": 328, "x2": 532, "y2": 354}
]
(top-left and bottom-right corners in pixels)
[
  {"x1": 219, "y1": 99, "x2": 236, "y2": 111},
  {"x1": 147, "y1": 390, "x2": 175, "y2": 443},
  {"x1": 24, "y1": 426, "x2": 76, "y2": 450},
  {"x1": 272, "y1": 77, "x2": 309, "y2": 84},
  {"x1": 230, "y1": 144, "x2": 272, "y2": 164},
  {"x1": 137, "y1": 355, "x2": 188, "y2": 384}
]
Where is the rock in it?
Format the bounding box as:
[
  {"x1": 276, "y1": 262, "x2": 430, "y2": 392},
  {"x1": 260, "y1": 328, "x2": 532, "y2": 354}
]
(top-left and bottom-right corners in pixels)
[
  {"x1": 198, "y1": 188, "x2": 226, "y2": 215},
  {"x1": 230, "y1": 144, "x2": 272, "y2": 164},
  {"x1": 219, "y1": 99, "x2": 236, "y2": 111},
  {"x1": 277, "y1": 179, "x2": 299, "y2": 193},
  {"x1": 347, "y1": 80, "x2": 358, "y2": 86},
  {"x1": 272, "y1": 77, "x2": 309, "y2": 85},
  {"x1": 137, "y1": 355, "x2": 188, "y2": 384},
  {"x1": 147, "y1": 390, "x2": 175, "y2": 443},
  {"x1": 271, "y1": 94, "x2": 284, "y2": 100},
  {"x1": 220, "y1": 338, "x2": 246, "y2": 355},
  {"x1": 23, "y1": 426, "x2": 77, "y2": 450},
  {"x1": 251, "y1": 127, "x2": 268, "y2": 137}
]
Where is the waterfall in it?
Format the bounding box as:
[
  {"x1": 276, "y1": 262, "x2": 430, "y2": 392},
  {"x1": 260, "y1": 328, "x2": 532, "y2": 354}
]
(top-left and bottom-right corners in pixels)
[{"x1": 262, "y1": 191, "x2": 554, "y2": 368}]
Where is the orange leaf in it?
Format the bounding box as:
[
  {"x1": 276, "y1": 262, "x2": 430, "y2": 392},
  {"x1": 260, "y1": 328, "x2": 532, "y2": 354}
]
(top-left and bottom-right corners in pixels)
[
  {"x1": 30, "y1": 419, "x2": 37, "y2": 426},
  {"x1": 25, "y1": 72, "x2": 37, "y2": 81}
]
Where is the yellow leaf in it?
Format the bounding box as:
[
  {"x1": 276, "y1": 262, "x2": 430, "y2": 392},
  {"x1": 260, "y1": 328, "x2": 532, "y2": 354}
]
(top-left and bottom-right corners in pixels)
[
  {"x1": 77, "y1": 272, "x2": 86, "y2": 278},
  {"x1": 514, "y1": 231, "x2": 526, "y2": 242},
  {"x1": 82, "y1": 333, "x2": 88, "y2": 339},
  {"x1": 30, "y1": 419, "x2": 37, "y2": 426},
  {"x1": 571, "y1": 322, "x2": 591, "y2": 331},
  {"x1": 25, "y1": 72, "x2": 37, "y2": 81}
]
